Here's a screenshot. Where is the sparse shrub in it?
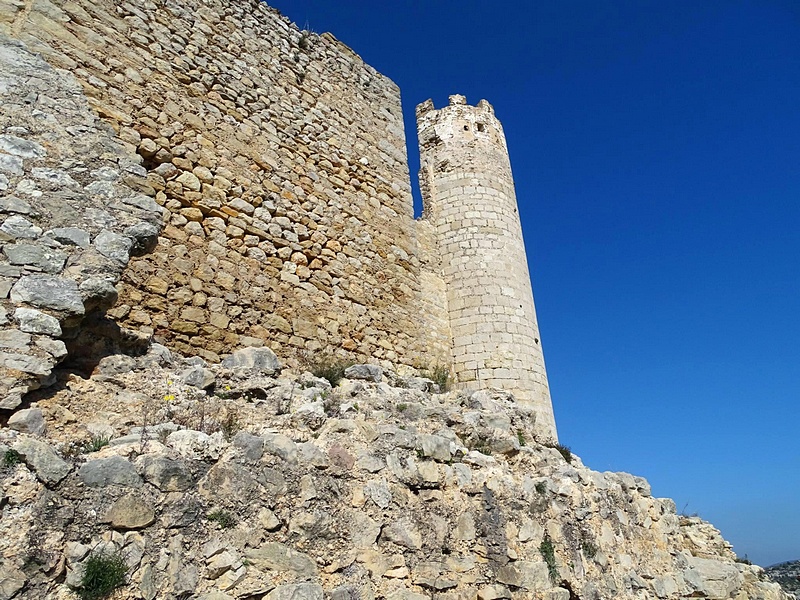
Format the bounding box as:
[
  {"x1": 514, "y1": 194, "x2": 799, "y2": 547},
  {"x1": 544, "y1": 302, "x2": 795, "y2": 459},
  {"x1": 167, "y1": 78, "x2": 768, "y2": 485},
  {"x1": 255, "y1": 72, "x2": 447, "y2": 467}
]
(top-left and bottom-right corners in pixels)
[
  {"x1": 220, "y1": 411, "x2": 240, "y2": 442},
  {"x1": 76, "y1": 551, "x2": 128, "y2": 600},
  {"x1": 298, "y1": 32, "x2": 310, "y2": 50},
  {"x1": 555, "y1": 444, "x2": 572, "y2": 463},
  {"x1": 516, "y1": 430, "x2": 526, "y2": 446},
  {"x1": 471, "y1": 435, "x2": 491, "y2": 455},
  {"x1": 421, "y1": 365, "x2": 450, "y2": 392},
  {"x1": 581, "y1": 540, "x2": 598, "y2": 559},
  {"x1": 208, "y1": 509, "x2": 237, "y2": 529},
  {"x1": 535, "y1": 481, "x2": 547, "y2": 495},
  {"x1": 539, "y1": 534, "x2": 559, "y2": 582},
  {"x1": 3, "y1": 449, "x2": 22, "y2": 468},
  {"x1": 397, "y1": 403, "x2": 408, "y2": 412},
  {"x1": 734, "y1": 555, "x2": 752, "y2": 565},
  {"x1": 84, "y1": 436, "x2": 110, "y2": 453},
  {"x1": 545, "y1": 442, "x2": 572, "y2": 463},
  {"x1": 310, "y1": 358, "x2": 352, "y2": 387}
]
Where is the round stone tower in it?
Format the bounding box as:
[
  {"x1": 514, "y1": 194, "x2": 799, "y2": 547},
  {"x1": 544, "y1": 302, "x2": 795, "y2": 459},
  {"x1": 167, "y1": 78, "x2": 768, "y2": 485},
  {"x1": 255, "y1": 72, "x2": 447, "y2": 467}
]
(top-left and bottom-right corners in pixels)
[{"x1": 416, "y1": 94, "x2": 557, "y2": 440}]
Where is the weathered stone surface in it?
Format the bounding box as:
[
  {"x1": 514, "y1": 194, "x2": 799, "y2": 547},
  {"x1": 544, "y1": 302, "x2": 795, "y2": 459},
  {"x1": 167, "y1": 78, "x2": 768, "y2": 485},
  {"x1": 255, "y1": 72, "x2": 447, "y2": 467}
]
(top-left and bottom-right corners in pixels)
[
  {"x1": 10, "y1": 275, "x2": 84, "y2": 315},
  {"x1": 683, "y1": 555, "x2": 744, "y2": 599},
  {"x1": 266, "y1": 583, "x2": 323, "y2": 600},
  {"x1": 4, "y1": 243, "x2": 66, "y2": 273},
  {"x1": 13, "y1": 438, "x2": 70, "y2": 485},
  {"x1": 221, "y1": 347, "x2": 281, "y2": 374},
  {"x1": 245, "y1": 543, "x2": 318, "y2": 578},
  {"x1": 262, "y1": 433, "x2": 298, "y2": 463},
  {"x1": 180, "y1": 365, "x2": 215, "y2": 389},
  {"x1": 0, "y1": 329, "x2": 30, "y2": 349},
  {"x1": 14, "y1": 308, "x2": 61, "y2": 336},
  {"x1": 95, "y1": 354, "x2": 137, "y2": 376},
  {"x1": 78, "y1": 456, "x2": 142, "y2": 488},
  {"x1": 169, "y1": 430, "x2": 225, "y2": 461},
  {"x1": 0, "y1": 351, "x2": 51, "y2": 375},
  {"x1": 477, "y1": 584, "x2": 513, "y2": 599},
  {"x1": 104, "y1": 493, "x2": 156, "y2": 529},
  {"x1": 0, "y1": 354, "x2": 789, "y2": 599},
  {"x1": 0, "y1": 196, "x2": 35, "y2": 215},
  {"x1": 45, "y1": 227, "x2": 90, "y2": 247},
  {"x1": 382, "y1": 518, "x2": 423, "y2": 550},
  {"x1": 495, "y1": 561, "x2": 550, "y2": 591},
  {"x1": 93, "y1": 230, "x2": 133, "y2": 264},
  {"x1": 79, "y1": 278, "x2": 119, "y2": 311},
  {"x1": 8, "y1": 408, "x2": 45, "y2": 436},
  {"x1": 0, "y1": 563, "x2": 26, "y2": 600},
  {"x1": 140, "y1": 456, "x2": 193, "y2": 492},
  {"x1": 416, "y1": 434, "x2": 451, "y2": 462},
  {"x1": 0, "y1": 216, "x2": 41, "y2": 239},
  {"x1": 344, "y1": 364, "x2": 383, "y2": 382},
  {"x1": 0, "y1": 134, "x2": 45, "y2": 158},
  {"x1": 124, "y1": 222, "x2": 160, "y2": 256}
]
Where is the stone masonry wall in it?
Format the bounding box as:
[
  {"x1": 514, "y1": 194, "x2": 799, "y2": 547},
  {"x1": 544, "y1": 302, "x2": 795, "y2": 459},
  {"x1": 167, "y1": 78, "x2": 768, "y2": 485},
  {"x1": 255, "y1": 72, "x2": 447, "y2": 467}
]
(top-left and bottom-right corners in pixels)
[
  {"x1": 0, "y1": 34, "x2": 163, "y2": 410},
  {"x1": 417, "y1": 95, "x2": 556, "y2": 440},
  {"x1": 0, "y1": 0, "x2": 452, "y2": 369}
]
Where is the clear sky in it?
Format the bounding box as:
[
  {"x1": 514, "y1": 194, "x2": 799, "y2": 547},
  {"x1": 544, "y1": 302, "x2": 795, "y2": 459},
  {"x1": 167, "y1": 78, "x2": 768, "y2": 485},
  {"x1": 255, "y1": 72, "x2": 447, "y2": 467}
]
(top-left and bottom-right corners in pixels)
[{"x1": 269, "y1": 0, "x2": 800, "y2": 567}]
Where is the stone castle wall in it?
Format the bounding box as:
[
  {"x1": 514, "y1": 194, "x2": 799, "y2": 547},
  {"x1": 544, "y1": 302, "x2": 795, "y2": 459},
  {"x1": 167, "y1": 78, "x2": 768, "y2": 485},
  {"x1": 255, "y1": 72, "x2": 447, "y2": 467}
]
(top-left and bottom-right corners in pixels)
[
  {"x1": 0, "y1": 34, "x2": 163, "y2": 409},
  {"x1": 417, "y1": 96, "x2": 556, "y2": 439},
  {"x1": 1, "y1": 0, "x2": 558, "y2": 438},
  {"x1": 0, "y1": 0, "x2": 452, "y2": 369}
]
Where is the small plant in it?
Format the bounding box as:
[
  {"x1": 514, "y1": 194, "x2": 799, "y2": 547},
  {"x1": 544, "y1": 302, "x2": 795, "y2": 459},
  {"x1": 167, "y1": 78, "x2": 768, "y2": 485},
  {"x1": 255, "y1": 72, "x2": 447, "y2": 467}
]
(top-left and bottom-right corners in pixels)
[
  {"x1": 421, "y1": 365, "x2": 450, "y2": 392},
  {"x1": 581, "y1": 540, "x2": 598, "y2": 559},
  {"x1": 75, "y1": 551, "x2": 128, "y2": 600},
  {"x1": 310, "y1": 358, "x2": 352, "y2": 387},
  {"x1": 298, "y1": 32, "x2": 310, "y2": 51},
  {"x1": 220, "y1": 411, "x2": 240, "y2": 442},
  {"x1": 516, "y1": 430, "x2": 526, "y2": 447},
  {"x1": 397, "y1": 403, "x2": 408, "y2": 412},
  {"x1": 539, "y1": 534, "x2": 559, "y2": 583},
  {"x1": 545, "y1": 442, "x2": 572, "y2": 463},
  {"x1": 84, "y1": 436, "x2": 110, "y2": 453},
  {"x1": 555, "y1": 444, "x2": 572, "y2": 463},
  {"x1": 534, "y1": 481, "x2": 547, "y2": 495},
  {"x1": 3, "y1": 449, "x2": 22, "y2": 468},
  {"x1": 472, "y1": 438, "x2": 491, "y2": 456},
  {"x1": 734, "y1": 555, "x2": 752, "y2": 565},
  {"x1": 208, "y1": 509, "x2": 237, "y2": 529}
]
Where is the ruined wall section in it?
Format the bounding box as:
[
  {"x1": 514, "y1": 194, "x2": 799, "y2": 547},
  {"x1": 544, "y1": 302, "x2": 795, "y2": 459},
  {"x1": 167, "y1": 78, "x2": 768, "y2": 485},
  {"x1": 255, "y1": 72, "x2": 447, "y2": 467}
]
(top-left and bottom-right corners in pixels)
[
  {"x1": 0, "y1": 35, "x2": 163, "y2": 409},
  {"x1": 1, "y1": 0, "x2": 452, "y2": 368},
  {"x1": 417, "y1": 95, "x2": 556, "y2": 439}
]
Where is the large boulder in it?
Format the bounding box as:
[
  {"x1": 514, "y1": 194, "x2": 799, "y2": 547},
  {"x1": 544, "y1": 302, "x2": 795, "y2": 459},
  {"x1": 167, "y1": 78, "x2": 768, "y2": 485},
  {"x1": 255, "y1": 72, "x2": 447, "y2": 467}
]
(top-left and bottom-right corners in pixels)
[{"x1": 221, "y1": 347, "x2": 281, "y2": 375}]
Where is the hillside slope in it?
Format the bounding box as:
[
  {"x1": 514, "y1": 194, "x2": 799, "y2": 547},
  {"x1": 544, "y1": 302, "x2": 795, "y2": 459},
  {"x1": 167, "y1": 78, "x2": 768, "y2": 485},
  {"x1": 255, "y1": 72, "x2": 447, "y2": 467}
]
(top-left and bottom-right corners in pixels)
[
  {"x1": 766, "y1": 560, "x2": 800, "y2": 597},
  {"x1": 0, "y1": 346, "x2": 790, "y2": 600}
]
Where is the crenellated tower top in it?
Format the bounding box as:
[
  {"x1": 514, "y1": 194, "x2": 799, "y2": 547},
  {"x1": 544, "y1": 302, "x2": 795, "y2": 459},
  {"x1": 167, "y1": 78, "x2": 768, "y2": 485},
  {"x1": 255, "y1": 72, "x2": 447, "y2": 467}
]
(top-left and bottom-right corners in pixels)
[{"x1": 416, "y1": 95, "x2": 510, "y2": 177}]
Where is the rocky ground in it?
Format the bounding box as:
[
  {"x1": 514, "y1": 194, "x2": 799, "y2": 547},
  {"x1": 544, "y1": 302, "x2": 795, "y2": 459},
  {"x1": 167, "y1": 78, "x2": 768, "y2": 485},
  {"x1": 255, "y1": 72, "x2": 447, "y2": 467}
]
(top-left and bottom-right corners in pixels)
[
  {"x1": 765, "y1": 561, "x2": 800, "y2": 598},
  {"x1": 0, "y1": 345, "x2": 791, "y2": 599}
]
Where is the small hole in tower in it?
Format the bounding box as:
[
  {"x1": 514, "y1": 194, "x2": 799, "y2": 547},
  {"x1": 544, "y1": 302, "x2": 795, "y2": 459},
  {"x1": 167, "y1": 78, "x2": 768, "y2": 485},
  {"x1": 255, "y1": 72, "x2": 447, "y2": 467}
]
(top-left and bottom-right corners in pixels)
[
  {"x1": 463, "y1": 125, "x2": 469, "y2": 131},
  {"x1": 477, "y1": 123, "x2": 485, "y2": 132}
]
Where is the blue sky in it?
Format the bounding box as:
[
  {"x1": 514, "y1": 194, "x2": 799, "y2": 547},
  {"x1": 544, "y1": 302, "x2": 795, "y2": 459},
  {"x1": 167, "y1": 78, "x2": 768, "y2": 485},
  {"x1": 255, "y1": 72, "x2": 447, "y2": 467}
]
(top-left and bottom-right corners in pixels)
[{"x1": 270, "y1": 0, "x2": 800, "y2": 566}]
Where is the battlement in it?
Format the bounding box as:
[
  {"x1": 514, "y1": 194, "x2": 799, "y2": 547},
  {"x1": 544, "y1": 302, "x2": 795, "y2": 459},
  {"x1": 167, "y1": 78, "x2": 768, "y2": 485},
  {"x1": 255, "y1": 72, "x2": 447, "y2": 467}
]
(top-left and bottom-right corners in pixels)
[{"x1": 416, "y1": 95, "x2": 507, "y2": 162}]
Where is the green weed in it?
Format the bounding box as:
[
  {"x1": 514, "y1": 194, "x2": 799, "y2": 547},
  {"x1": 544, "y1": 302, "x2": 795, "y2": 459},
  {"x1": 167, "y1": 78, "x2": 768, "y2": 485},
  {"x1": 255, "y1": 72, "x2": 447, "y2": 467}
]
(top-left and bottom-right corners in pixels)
[{"x1": 76, "y1": 551, "x2": 128, "y2": 600}]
